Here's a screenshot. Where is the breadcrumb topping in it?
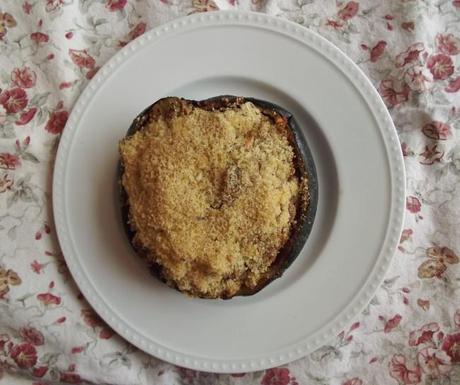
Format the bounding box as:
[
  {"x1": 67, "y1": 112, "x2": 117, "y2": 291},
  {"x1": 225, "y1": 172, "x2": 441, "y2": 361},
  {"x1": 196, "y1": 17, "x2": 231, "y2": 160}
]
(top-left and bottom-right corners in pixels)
[{"x1": 120, "y1": 99, "x2": 302, "y2": 298}]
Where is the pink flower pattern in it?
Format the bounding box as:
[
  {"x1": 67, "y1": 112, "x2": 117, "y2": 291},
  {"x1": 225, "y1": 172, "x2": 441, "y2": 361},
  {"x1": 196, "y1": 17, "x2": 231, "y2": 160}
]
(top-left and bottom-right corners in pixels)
[
  {"x1": 0, "y1": 88, "x2": 28, "y2": 113},
  {"x1": 30, "y1": 32, "x2": 49, "y2": 43},
  {"x1": 106, "y1": 0, "x2": 128, "y2": 12},
  {"x1": 384, "y1": 314, "x2": 403, "y2": 333},
  {"x1": 422, "y1": 121, "x2": 451, "y2": 140},
  {"x1": 442, "y1": 333, "x2": 460, "y2": 363},
  {"x1": 406, "y1": 196, "x2": 421, "y2": 213},
  {"x1": 395, "y1": 43, "x2": 425, "y2": 68},
  {"x1": 389, "y1": 354, "x2": 422, "y2": 384},
  {"x1": 427, "y1": 54, "x2": 455, "y2": 80},
  {"x1": 409, "y1": 323, "x2": 440, "y2": 347},
  {"x1": 338, "y1": 2, "x2": 359, "y2": 21},
  {"x1": 417, "y1": 348, "x2": 452, "y2": 377},
  {"x1": 19, "y1": 327, "x2": 44, "y2": 346},
  {"x1": 0, "y1": 1, "x2": 459, "y2": 384},
  {"x1": 436, "y1": 33, "x2": 460, "y2": 55},
  {"x1": 10, "y1": 343, "x2": 38, "y2": 369},
  {"x1": 11, "y1": 67, "x2": 36, "y2": 89}
]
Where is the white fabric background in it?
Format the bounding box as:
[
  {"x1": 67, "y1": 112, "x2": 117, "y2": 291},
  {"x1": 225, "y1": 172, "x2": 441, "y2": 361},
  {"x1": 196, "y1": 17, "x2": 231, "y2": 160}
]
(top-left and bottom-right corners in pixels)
[{"x1": 0, "y1": 1, "x2": 459, "y2": 384}]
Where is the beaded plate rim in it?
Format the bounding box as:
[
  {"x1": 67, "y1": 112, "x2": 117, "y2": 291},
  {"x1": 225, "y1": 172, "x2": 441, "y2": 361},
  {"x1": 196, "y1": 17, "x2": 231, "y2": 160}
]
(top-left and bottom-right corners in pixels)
[{"x1": 53, "y1": 10, "x2": 405, "y2": 373}]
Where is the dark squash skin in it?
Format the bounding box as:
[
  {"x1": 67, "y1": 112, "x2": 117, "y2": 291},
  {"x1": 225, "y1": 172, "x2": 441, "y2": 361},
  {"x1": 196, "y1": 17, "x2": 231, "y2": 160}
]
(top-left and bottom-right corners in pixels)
[{"x1": 119, "y1": 96, "x2": 318, "y2": 299}]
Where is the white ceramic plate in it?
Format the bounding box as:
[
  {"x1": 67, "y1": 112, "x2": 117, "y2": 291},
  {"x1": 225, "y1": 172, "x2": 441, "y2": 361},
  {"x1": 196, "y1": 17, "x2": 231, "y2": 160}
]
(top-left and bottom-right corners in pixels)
[{"x1": 53, "y1": 11, "x2": 405, "y2": 373}]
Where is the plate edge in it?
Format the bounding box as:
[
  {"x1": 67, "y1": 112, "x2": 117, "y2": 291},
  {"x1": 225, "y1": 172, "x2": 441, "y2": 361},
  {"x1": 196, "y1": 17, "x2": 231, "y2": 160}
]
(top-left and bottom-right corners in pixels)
[{"x1": 52, "y1": 10, "x2": 406, "y2": 373}]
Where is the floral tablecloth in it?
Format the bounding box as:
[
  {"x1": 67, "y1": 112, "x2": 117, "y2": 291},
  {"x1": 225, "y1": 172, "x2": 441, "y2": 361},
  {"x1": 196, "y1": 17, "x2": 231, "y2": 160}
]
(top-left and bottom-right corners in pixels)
[{"x1": 0, "y1": 0, "x2": 460, "y2": 384}]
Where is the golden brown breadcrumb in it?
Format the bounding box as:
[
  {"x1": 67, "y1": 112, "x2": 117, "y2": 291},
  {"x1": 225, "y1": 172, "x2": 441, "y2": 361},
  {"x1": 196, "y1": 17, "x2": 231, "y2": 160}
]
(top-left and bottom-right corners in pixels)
[{"x1": 119, "y1": 99, "x2": 302, "y2": 298}]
